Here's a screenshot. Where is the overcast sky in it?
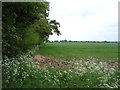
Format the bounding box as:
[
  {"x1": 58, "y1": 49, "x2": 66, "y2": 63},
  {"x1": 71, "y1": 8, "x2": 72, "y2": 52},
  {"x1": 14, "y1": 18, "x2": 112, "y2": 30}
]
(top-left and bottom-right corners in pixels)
[{"x1": 48, "y1": 0, "x2": 119, "y2": 41}]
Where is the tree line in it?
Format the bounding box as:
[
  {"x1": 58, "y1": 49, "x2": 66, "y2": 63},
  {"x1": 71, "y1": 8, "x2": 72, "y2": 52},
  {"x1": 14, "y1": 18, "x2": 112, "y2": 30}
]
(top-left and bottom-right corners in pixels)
[
  {"x1": 47, "y1": 40, "x2": 118, "y2": 43},
  {"x1": 2, "y1": 2, "x2": 61, "y2": 58}
]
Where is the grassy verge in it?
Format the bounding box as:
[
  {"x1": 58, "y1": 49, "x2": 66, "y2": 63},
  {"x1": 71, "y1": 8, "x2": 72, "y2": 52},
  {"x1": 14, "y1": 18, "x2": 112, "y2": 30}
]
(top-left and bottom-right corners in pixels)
[{"x1": 2, "y1": 46, "x2": 119, "y2": 88}]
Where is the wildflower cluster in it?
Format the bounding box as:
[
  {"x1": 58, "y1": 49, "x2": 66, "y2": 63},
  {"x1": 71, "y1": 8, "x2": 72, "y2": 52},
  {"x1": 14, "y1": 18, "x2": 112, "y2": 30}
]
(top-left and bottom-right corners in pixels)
[
  {"x1": 68, "y1": 56, "x2": 119, "y2": 88},
  {"x1": 2, "y1": 47, "x2": 38, "y2": 88},
  {"x1": 2, "y1": 49, "x2": 119, "y2": 88}
]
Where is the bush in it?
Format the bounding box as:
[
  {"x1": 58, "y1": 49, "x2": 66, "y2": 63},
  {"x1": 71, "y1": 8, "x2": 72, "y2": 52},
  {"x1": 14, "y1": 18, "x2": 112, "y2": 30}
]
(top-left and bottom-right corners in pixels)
[{"x1": 19, "y1": 27, "x2": 40, "y2": 51}]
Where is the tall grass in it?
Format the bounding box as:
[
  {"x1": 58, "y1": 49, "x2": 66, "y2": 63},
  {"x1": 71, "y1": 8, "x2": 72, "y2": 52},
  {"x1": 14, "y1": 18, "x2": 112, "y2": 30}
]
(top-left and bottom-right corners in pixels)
[{"x1": 2, "y1": 46, "x2": 119, "y2": 88}]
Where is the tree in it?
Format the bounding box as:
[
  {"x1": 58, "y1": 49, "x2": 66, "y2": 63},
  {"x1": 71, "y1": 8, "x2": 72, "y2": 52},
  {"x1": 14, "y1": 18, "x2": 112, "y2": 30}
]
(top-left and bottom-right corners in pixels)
[
  {"x1": 64, "y1": 39, "x2": 67, "y2": 42},
  {"x1": 49, "y1": 20, "x2": 61, "y2": 36},
  {"x1": 2, "y1": 2, "x2": 61, "y2": 58}
]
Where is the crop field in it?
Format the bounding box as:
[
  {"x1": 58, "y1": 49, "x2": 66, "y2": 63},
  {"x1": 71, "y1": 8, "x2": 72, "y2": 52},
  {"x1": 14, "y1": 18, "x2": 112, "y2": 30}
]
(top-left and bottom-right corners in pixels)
[
  {"x1": 39, "y1": 42, "x2": 118, "y2": 61},
  {"x1": 3, "y1": 42, "x2": 119, "y2": 88},
  {"x1": 2, "y1": 1, "x2": 119, "y2": 88}
]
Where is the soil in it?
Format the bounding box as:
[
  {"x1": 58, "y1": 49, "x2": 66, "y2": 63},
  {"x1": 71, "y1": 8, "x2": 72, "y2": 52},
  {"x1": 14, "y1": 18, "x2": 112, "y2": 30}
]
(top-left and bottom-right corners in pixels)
[
  {"x1": 107, "y1": 61, "x2": 119, "y2": 69},
  {"x1": 32, "y1": 53, "x2": 70, "y2": 70},
  {"x1": 32, "y1": 53, "x2": 119, "y2": 70}
]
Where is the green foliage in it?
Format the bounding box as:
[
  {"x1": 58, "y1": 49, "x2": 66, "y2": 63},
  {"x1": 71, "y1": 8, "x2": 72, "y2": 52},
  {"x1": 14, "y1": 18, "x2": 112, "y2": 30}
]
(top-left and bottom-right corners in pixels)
[
  {"x1": 2, "y1": 48, "x2": 119, "y2": 88},
  {"x1": 19, "y1": 27, "x2": 40, "y2": 51},
  {"x1": 2, "y1": 2, "x2": 61, "y2": 58},
  {"x1": 32, "y1": 19, "x2": 51, "y2": 42},
  {"x1": 49, "y1": 20, "x2": 61, "y2": 36}
]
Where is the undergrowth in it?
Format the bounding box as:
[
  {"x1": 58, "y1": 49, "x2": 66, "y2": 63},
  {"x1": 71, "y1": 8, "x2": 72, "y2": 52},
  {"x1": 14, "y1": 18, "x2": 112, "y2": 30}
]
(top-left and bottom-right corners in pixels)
[{"x1": 2, "y1": 47, "x2": 119, "y2": 88}]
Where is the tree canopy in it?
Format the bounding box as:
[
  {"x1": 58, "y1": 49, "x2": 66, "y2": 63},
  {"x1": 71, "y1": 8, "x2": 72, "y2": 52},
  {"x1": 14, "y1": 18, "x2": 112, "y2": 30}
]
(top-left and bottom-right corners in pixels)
[{"x1": 2, "y1": 2, "x2": 61, "y2": 58}]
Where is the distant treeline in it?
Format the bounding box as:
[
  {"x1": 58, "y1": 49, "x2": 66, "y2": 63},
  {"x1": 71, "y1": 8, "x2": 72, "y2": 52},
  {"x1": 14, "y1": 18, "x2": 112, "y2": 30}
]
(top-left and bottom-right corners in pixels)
[{"x1": 46, "y1": 40, "x2": 118, "y2": 43}]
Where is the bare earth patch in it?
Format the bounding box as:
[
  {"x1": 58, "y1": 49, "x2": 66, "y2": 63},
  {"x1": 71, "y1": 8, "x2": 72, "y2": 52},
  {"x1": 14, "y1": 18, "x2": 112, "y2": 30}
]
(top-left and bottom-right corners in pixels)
[
  {"x1": 32, "y1": 53, "x2": 70, "y2": 70},
  {"x1": 32, "y1": 53, "x2": 119, "y2": 70},
  {"x1": 107, "y1": 61, "x2": 119, "y2": 69}
]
